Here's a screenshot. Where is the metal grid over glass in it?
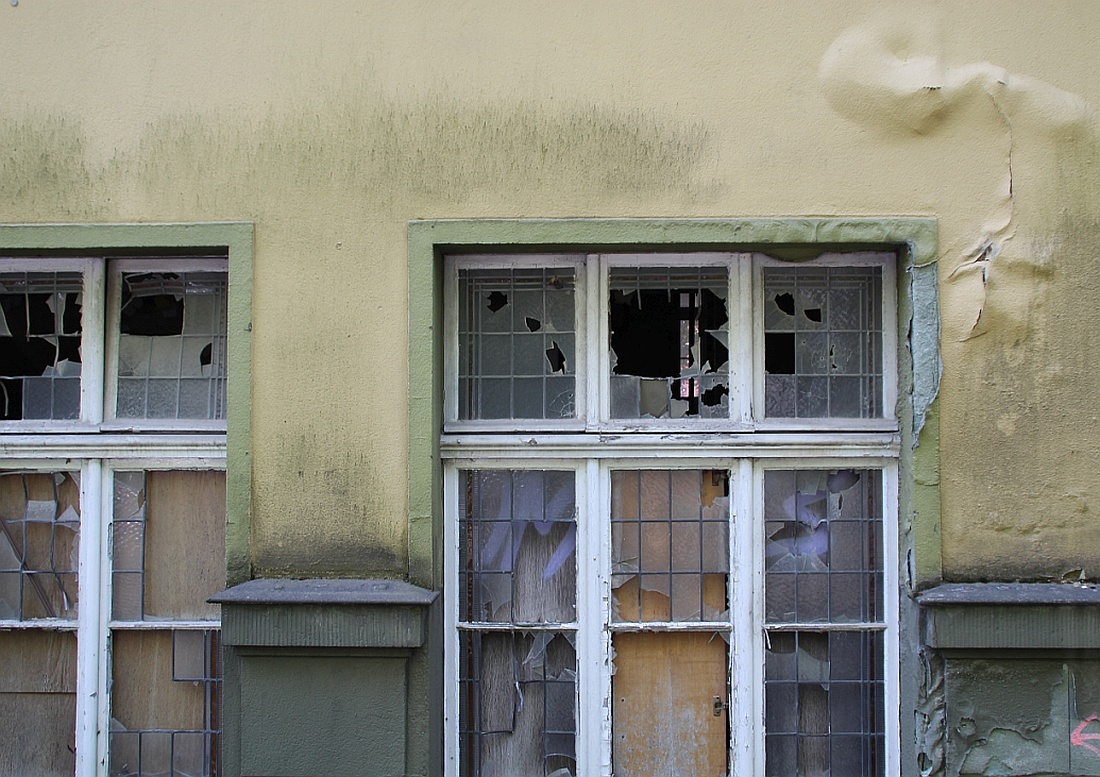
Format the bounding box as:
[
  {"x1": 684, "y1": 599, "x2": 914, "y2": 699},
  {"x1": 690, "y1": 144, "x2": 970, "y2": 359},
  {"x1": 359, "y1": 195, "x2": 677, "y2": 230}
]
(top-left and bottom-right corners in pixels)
[
  {"x1": 116, "y1": 272, "x2": 228, "y2": 421},
  {"x1": 765, "y1": 631, "x2": 884, "y2": 777},
  {"x1": 110, "y1": 471, "x2": 147, "y2": 621},
  {"x1": 458, "y1": 631, "x2": 576, "y2": 777},
  {"x1": 457, "y1": 267, "x2": 576, "y2": 420},
  {"x1": 763, "y1": 469, "x2": 884, "y2": 777},
  {"x1": 763, "y1": 266, "x2": 882, "y2": 419},
  {"x1": 0, "y1": 470, "x2": 81, "y2": 621},
  {"x1": 610, "y1": 469, "x2": 730, "y2": 623},
  {"x1": 608, "y1": 266, "x2": 730, "y2": 420},
  {"x1": 458, "y1": 469, "x2": 578, "y2": 777},
  {"x1": 0, "y1": 272, "x2": 83, "y2": 421}
]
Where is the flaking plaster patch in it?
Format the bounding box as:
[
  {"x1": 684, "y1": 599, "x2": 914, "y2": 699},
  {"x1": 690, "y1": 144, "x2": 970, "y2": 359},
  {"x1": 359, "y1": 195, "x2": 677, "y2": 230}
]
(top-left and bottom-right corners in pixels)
[{"x1": 820, "y1": 11, "x2": 1095, "y2": 345}]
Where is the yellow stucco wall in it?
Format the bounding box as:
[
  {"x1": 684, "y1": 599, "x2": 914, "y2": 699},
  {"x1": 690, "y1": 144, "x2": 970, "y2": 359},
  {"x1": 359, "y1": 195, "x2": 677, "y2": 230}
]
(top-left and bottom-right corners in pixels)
[{"x1": 2, "y1": 1, "x2": 1098, "y2": 581}]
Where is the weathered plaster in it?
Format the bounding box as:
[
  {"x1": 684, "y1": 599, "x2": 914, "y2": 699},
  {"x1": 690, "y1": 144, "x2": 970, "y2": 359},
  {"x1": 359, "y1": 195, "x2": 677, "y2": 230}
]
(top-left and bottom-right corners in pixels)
[{"x1": 2, "y1": 1, "x2": 1100, "y2": 588}]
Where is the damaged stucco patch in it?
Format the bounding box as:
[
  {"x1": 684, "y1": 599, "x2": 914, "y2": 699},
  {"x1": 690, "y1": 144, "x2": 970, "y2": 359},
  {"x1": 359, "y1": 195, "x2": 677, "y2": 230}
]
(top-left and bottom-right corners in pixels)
[
  {"x1": 820, "y1": 11, "x2": 1093, "y2": 346},
  {"x1": 821, "y1": 11, "x2": 1100, "y2": 581},
  {"x1": 945, "y1": 659, "x2": 1100, "y2": 777}
]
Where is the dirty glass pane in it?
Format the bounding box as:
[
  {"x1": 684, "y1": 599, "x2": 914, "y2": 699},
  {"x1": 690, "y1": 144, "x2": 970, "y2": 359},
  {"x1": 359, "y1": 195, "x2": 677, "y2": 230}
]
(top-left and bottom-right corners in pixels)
[
  {"x1": 0, "y1": 630, "x2": 78, "y2": 776},
  {"x1": 0, "y1": 272, "x2": 83, "y2": 421},
  {"x1": 763, "y1": 265, "x2": 882, "y2": 418},
  {"x1": 0, "y1": 470, "x2": 80, "y2": 621},
  {"x1": 609, "y1": 266, "x2": 729, "y2": 420},
  {"x1": 110, "y1": 470, "x2": 225, "y2": 622},
  {"x1": 459, "y1": 631, "x2": 576, "y2": 777},
  {"x1": 460, "y1": 470, "x2": 576, "y2": 624},
  {"x1": 764, "y1": 470, "x2": 882, "y2": 624},
  {"x1": 611, "y1": 470, "x2": 729, "y2": 623},
  {"x1": 612, "y1": 631, "x2": 729, "y2": 777},
  {"x1": 457, "y1": 267, "x2": 576, "y2": 420},
  {"x1": 115, "y1": 271, "x2": 228, "y2": 420},
  {"x1": 109, "y1": 629, "x2": 220, "y2": 777},
  {"x1": 765, "y1": 631, "x2": 884, "y2": 777}
]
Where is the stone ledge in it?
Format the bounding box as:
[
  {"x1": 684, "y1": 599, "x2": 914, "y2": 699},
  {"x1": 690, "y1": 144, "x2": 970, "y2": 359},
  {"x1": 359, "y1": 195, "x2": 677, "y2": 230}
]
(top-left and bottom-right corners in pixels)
[
  {"x1": 917, "y1": 583, "x2": 1100, "y2": 649},
  {"x1": 212, "y1": 579, "x2": 438, "y2": 649}
]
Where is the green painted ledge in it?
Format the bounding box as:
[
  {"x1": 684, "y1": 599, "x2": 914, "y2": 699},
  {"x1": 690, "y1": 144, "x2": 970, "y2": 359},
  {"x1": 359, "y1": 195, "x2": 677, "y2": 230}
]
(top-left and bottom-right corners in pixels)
[{"x1": 0, "y1": 222, "x2": 254, "y2": 585}]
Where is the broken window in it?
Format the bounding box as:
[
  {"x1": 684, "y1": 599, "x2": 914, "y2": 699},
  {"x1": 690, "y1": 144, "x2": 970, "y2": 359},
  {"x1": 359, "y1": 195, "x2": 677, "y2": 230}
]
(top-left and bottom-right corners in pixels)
[
  {"x1": 443, "y1": 251, "x2": 897, "y2": 777},
  {"x1": 763, "y1": 265, "x2": 883, "y2": 419},
  {"x1": 458, "y1": 470, "x2": 577, "y2": 777},
  {"x1": 0, "y1": 272, "x2": 83, "y2": 421},
  {"x1": 609, "y1": 267, "x2": 729, "y2": 419},
  {"x1": 116, "y1": 272, "x2": 228, "y2": 421},
  {"x1": 0, "y1": 254, "x2": 228, "y2": 777},
  {"x1": 456, "y1": 264, "x2": 576, "y2": 420}
]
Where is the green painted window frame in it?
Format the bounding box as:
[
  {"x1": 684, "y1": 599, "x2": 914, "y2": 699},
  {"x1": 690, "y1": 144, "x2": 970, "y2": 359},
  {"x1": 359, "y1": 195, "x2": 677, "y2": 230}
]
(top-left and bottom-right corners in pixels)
[
  {"x1": 0, "y1": 222, "x2": 254, "y2": 584},
  {"x1": 408, "y1": 217, "x2": 940, "y2": 775}
]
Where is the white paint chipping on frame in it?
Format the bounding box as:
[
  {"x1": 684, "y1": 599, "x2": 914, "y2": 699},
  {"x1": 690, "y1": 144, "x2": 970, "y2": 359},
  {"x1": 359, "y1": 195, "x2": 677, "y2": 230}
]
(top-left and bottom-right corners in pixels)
[
  {"x1": 441, "y1": 250, "x2": 903, "y2": 777},
  {"x1": 76, "y1": 459, "x2": 102, "y2": 777}
]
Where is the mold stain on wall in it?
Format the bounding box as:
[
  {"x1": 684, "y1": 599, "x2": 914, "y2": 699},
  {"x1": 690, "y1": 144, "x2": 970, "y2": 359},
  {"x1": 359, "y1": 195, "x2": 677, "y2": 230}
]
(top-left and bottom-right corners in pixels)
[{"x1": 0, "y1": 88, "x2": 716, "y2": 577}]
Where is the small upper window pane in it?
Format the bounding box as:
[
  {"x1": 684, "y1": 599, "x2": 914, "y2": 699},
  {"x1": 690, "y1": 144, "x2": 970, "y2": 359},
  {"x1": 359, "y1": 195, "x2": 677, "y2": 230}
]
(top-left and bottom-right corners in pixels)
[
  {"x1": 457, "y1": 267, "x2": 576, "y2": 421},
  {"x1": 609, "y1": 266, "x2": 729, "y2": 420},
  {"x1": 0, "y1": 272, "x2": 83, "y2": 421},
  {"x1": 116, "y1": 272, "x2": 228, "y2": 421},
  {"x1": 763, "y1": 266, "x2": 882, "y2": 419}
]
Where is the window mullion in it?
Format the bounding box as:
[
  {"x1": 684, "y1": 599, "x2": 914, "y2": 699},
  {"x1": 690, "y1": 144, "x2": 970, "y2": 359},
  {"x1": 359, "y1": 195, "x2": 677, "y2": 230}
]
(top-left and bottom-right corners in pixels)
[
  {"x1": 583, "y1": 459, "x2": 612, "y2": 777},
  {"x1": 73, "y1": 459, "x2": 104, "y2": 777},
  {"x1": 82, "y1": 259, "x2": 106, "y2": 425},
  {"x1": 586, "y1": 255, "x2": 603, "y2": 428},
  {"x1": 441, "y1": 464, "x2": 460, "y2": 777},
  {"x1": 730, "y1": 458, "x2": 759, "y2": 776},
  {"x1": 734, "y1": 252, "x2": 754, "y2": 424}
]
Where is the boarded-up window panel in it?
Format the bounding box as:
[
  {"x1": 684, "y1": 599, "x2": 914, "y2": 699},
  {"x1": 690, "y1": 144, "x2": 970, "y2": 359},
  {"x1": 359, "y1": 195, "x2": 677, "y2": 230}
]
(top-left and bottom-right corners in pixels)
[
  {"x1": 144, "y1": 470, "x2": 225, "y2": 620},
  {"x1": 111, "y1": 630, "x2": 205, "y2": 732},
  {"x1": 0, "y1": 631, "x2": 77, "y2": 777},
  {"x1": 612, "y1": 632, "x2": 729, "y2": 777}
]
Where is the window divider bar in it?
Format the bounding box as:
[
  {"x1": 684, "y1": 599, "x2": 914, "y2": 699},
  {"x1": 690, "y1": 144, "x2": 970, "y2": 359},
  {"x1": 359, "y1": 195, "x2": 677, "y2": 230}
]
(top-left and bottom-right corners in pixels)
[{"x1": 83, "y1": 259, "x2": 106, "y2": 426}]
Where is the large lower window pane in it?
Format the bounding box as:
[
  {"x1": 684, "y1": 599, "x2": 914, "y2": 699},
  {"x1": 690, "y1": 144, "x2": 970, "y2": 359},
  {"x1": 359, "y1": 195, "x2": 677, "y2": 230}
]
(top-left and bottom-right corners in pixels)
[
  {"x1": 111, "y1": 470, "x2": 226, "y2": 622},
  {"x1": 611, "y1": 469, "x2": 729, "y2": 623},
  {"x1": 0, "y1": 630, "x2": 77, "y2": 776},
  {"x1": 0, "y1": 470, "x2": 80, "y2": 621},
  {"x1": 764, "y1": 470, "x2": 882, "y2": 624},
  {"x1": 765, "y1": 631, "x2": 884, "y2": 777},
  {"x1": 459, "y1": 631, "x2": 576, "y2": 777},
  {"x1": 612, "y1": 631, "x2": 729, "y2": 777},
  {"x1": 457, "y1": 267, "x2": 576, "y2": 420},
  {"x1": 459, "y1": 470, "x2": 576, "y2": 625},
  {"x1": 109, "y1": 629, "x2": 220, "y2": 777}
]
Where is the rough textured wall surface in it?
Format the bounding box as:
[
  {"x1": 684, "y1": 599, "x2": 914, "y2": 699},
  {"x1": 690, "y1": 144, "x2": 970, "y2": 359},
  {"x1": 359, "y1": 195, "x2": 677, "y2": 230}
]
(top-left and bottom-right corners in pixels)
[{"x1": 1, "y1": 1, "x2": 1099, "y2": 581}]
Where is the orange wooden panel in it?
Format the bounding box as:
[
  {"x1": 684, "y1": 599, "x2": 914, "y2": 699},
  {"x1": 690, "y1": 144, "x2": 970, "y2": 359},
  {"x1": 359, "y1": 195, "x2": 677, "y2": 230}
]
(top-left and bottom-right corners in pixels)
[{"x1": 613, "y1": 631, "x2": 729, "y2": 777}]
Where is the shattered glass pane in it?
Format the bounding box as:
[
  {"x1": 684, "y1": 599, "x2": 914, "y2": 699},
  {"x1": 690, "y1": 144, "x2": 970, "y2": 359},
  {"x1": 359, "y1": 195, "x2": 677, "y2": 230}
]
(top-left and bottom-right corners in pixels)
[
  {"x1": 0, "y1": 272, "x2": 83, "y2": 421},
  {"x1": 116, "y1": 272, "x2": 227, "y2": 421},
  {"x1": 608, "y1": 266, "x2": 729, "y2": 420},
  {"x1": 763, "y1": 265, "x2": 882, "y2": 419},
  {"x1": 0, "y1": 471, "x2": 80, "y2": 621},
  {"x1": 765, "y1": 631, "x2": 884, "y2": 777},
  {"x1": 611, "y1": 470, "x2": 729, "y2": 623},
  {"x1": 458, "y1": 267, "x2": 576, "y2": 420},
  {"x1": 764, "y1": 470, "x2": 882, "y2": 624},
  {"x1": 459, "y1": 631, "x2": 577, "y2": 777},
  {"x1": 460, "y1": 470, "x2": 576, "y2": 624}
]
